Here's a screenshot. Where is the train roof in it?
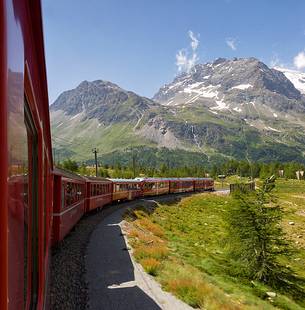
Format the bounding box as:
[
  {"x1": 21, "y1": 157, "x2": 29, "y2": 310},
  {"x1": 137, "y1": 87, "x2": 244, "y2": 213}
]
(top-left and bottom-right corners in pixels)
[
  {"x1": 84, "y1": 176, "x2": 112, "y2": 182},
  {"x1": 135, "y1": 177, "x2": 213, "y2": 182},
  {"x1": 109, "y1": 178, "x2": 142, "y2": 183},
  {"x1": 53, "y1": 167, "x2": 86, "y2": 182}
]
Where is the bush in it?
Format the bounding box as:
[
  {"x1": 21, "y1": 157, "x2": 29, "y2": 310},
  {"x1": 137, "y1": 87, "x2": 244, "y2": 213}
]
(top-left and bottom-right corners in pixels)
[{"x1": 140, "y1": 258, "x2": 161, "y2": 276}]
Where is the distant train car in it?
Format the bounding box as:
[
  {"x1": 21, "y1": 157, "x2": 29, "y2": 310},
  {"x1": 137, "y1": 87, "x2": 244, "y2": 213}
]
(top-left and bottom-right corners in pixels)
[
  {"x1": 194, "y1": 178, "x2": 214, "y2": 191},
  {"x1": 0, "y1": 0, "x2": 53, "y2": 308},
  {"x1": 141, "y1": 178, "x2": 170, "y2": 196},
  {"x1": 111, "y1": 179, "x2": 143, "y2": 201},
  {"x1": 169, "y1": 178, "x2": 195, "y2": 193},
  {"x1": 52, "y1": 168, "x2": 86, "y2": 244},
  {"x1": 85, "y1": 177, "x2": 113, "y2": 212}
]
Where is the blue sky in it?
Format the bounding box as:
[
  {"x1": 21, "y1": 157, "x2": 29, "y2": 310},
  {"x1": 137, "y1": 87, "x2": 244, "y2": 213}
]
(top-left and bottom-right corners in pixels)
[{"x1": 42, "y1": 0, "x2": 305, "y2": 104}]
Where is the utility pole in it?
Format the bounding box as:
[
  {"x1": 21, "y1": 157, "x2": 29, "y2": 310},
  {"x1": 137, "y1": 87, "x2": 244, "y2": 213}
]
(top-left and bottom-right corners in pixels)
[
  {"x1": 131, "y1": 147, "x2": 136, "y2": 178},
  {"x1": 92, "y1": 148, "x2": 99, "y2": 177}
]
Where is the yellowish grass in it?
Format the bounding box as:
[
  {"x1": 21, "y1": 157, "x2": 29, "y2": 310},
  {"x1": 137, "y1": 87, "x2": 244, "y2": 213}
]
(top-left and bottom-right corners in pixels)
[
  {"x1": 140, "y1": 258, "x2": 161, "y2": 276},
  {"x1": 133, "y1": 244, "x2": 169, "y2": 260},
  {"x1": 137, "y1": 218, "x2": 165, "y2": 238}
]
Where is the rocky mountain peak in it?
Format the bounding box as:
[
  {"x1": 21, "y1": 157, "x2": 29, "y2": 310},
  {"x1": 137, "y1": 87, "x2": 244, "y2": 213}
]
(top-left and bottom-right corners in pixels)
[
  {"x1": 153, "y1": 57, "x2": 304, "y2": 115},
  {"x1": 50, "y1": 79, "x2": 157, "y2": 125}
]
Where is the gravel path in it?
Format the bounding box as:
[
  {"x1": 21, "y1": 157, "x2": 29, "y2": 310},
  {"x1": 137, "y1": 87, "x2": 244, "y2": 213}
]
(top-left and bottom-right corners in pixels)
[
  {"x1": 85, "y1": 196, "x2": 193, "y2": 310},
  {"x1": 50, "y1": 192, "x2": 215, "y2": 309},
  {"x1": 50, "y1": 203, "x2": 122, "y2": 310}
]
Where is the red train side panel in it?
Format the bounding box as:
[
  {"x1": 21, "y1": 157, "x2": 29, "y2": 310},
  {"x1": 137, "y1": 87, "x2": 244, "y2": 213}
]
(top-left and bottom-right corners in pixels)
[
  {"x1": 111, "y1": 179, "x2": 143, "y2": 202},
  {"x1": 141, "y1": 178, "x2": 170, "y2": 196},
  {"x1": 169, "y1": 178, "x2": 195, "y2": 194},
  {"x1": 52, "y1": 168, "x2": 86, "y2": 244},
  {"x1": 85, "y1": 177, "x2": 113, "y2": 212},
  {"x1": 0, "y1": 0, "x2": 53, "y2": 309},
  {"x1": 194, "y1": 178, "x2": 215, "y2": 191}
]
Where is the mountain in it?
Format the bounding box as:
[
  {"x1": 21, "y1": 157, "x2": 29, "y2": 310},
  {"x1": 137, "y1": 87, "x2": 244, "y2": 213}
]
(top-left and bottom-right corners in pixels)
[
  {"x1": 50, "y1": 58, "x2": 305, "y2": 166},
  {"x1": 51, "y1": 80, "x2": 186, "y2": 161},
  {"x1": 51, "y1": 80, "x2": 158, "y2": 125},
  {"x1": 153, "y1": 57, "x2": 305, "y2": 114},
  {"x1": 273, "y1": 67, "x2": 305, "y2": 95}
]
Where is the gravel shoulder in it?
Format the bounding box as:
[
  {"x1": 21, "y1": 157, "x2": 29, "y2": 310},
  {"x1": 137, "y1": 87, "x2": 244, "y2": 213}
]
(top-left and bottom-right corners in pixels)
[
  {"x1": 50, "y1": 193, "x2": 200, "y2": 310},
  {"x1": 50, "y1": 203, "x2": 122, "y2": 309},
  {"x1": 86, "y1": 196, "x2": 193, "y2": 310}
]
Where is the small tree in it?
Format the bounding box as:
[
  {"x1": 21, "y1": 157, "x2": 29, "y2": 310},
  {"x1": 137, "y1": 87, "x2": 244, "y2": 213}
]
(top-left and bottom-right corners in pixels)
[
  {"x1": 62, "y1": 158, "x2": 79, "y2": 172},
  {"x1": 225, "y1": 176, "x2": 302, "y2": 290}
]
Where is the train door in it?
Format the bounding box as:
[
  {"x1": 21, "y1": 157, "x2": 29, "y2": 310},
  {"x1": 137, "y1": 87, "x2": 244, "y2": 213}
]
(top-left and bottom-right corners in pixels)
[{"x1": 24, "y1": 100, "x2": 39, "y2": 309}]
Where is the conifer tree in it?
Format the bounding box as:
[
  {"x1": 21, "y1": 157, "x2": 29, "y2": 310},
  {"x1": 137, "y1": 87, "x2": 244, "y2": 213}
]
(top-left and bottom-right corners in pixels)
[{"x1": 225, "y1": 176, "x2": 305, "y2": 295}]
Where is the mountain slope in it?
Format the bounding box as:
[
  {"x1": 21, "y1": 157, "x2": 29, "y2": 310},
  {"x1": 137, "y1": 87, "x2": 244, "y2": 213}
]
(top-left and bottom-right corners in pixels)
[
  {"x1": 273, "y1": 67, "x2": 305, "y2": 95},
  {"x1": 50, "y1": 58, "x2": 305, "y2": 165}
]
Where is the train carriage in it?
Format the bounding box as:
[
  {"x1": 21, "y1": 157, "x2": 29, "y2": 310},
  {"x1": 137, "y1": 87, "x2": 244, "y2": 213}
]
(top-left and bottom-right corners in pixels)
[
  {"x1": 85, "y1": 177, "x2": 113, "y2": 212},
  {"x1": 111, "y1": 179, "x2": 143, "y2": 202},
  {"x1": 169, "y1": 178, "x2": 195, "y2": 194},
  {"x1": 0, "y1": 0, "x2": 53, "y2": 309},
  {"x1": 141, "y1": 178, "x2": 170, "y2": 196},
  {"x1": 194, "y1": 178, "x2": 215, "y2": 191},
  {"x1": 52, "y1": 168, "x2": 86, "y2": 244}
]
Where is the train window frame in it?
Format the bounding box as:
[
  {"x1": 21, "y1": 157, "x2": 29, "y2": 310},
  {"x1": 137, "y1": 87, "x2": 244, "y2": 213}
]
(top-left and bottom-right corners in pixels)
[
  {"x1": 44, "y1": 153, "x2": 47, "y2": 255},
  {"x1": 61, "y1": 182, "x2": 65, "y2": 209},
  {"x1": 24, "y1": 99, "x2": 39, "y2": 309}
]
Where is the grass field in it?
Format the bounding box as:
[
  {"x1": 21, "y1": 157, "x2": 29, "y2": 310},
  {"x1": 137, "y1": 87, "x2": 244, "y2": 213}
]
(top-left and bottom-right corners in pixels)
[{"x1": 124, "y1": 178, "x2": 305, "y2": 309}]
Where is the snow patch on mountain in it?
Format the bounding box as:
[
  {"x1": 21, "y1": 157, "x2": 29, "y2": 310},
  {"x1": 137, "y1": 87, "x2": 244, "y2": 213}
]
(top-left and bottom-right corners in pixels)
[
  {"x1": 183, "y1": 83, "x2": 220, "y2": 99},
  {"x1": 274, "y1": 67, "x2": 305, "y2": 94},
  {"x1": 211, "y1": 99, "x2": 229, "y2": 110},
  {"x1": 265, "y1": 126, "x2": 281, "y2": 132},
  {"x1": 231, "y1": 84, "x2": 253, "y2": 90}
]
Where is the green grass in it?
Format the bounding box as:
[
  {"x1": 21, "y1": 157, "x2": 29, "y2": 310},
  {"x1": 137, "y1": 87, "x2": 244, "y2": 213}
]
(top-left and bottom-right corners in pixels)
[{"x1": 125, "y1": 179, "x2": 305, "y2": 309}]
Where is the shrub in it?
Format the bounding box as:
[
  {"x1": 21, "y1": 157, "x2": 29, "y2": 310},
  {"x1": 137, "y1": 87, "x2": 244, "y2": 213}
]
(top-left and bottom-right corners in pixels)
[
  {"x1": 138, "y1": 218, "x2": 165, "y2": 238},
  {"x1": 140, "y1": 258, "x2": 161, "y2": 276}
]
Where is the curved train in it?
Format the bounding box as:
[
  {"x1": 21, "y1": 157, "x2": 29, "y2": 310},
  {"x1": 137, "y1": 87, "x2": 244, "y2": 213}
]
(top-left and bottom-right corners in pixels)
[
  {"x1": 52, "y1": 168, "x2": 214, "y2": 244},
  {"x1": 0, "y1": 0, "x2": 213, "y2": 309}
]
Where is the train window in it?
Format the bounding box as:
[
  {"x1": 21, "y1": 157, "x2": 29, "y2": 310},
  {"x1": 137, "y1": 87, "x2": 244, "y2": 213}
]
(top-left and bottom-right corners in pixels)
[
  {"x1": 24, "y1": 100, "x2": 39, "y2": 309},
  {"x1": 73, "y1": 184, "x2": 76, "y2": 203},
  {"x1": 66, "y1": 183, "x2": 72, "y2": 206},
  {"x1": 44, "y1": 154, "x2": 47, "y2": 255},
  {"x1": 61, "y1": 182, "x2": 65, "y2": 208}
]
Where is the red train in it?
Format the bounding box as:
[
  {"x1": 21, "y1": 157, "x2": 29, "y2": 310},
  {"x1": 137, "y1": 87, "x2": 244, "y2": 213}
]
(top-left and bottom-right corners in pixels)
[
  {"x1": 0, "y1": 1, "x2": 214, "y2": 309},
  {"x1": 51, "y1": 174, "x2": 214, "y2": 244},
  {"x1": 1, "y1": 0, "x2": 53, "y2": 309}
]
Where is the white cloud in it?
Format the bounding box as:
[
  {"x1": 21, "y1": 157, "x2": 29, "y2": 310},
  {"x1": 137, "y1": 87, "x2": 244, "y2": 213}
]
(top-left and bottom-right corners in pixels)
[
  {"x1": 188, "y1": 30, "x2": 199, "y2": 51},
  {"x1": 293, "y1": 51, "x2": 305, "y2": 70},
  {"x1": 176, "y1": 31, "x2": 200, "y2": 73},
  {"x1": 226, "y1": 37, "x2": 237, "y2": 51},
  {"x1": 270, "y1": 53, "x2": 284, "y2": 68}
]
